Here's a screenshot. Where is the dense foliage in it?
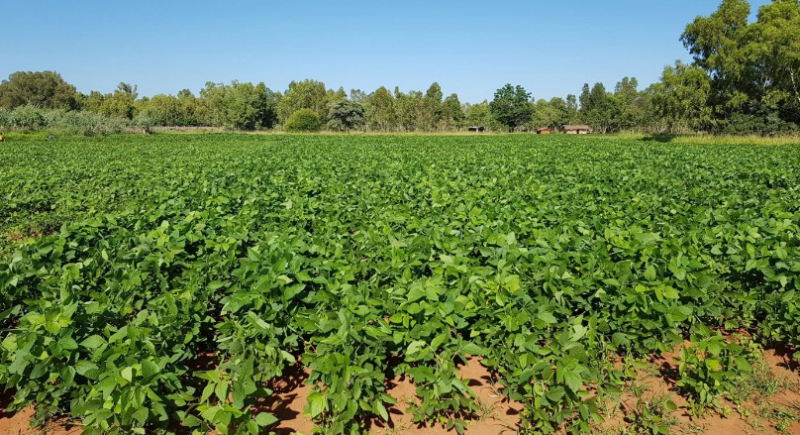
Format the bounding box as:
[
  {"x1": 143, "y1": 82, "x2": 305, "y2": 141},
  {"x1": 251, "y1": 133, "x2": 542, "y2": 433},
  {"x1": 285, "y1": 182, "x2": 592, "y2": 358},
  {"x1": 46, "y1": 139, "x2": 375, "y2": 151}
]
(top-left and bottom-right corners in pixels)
[
  {"x1": 1, "y1": 134, "x2": 800, "y2": 435},
  {"x1": 0, "y1": 107, "x2": 128, "y2": 136},
  {"x1": 2, "y1": 1, "x2": 798, "y2": 135},
  {"x1": 284, "y1": 109, "x2": 322, "y2": 132},
  {"x1": 326, "y1": 100, "x2": 367, "y2": 132}
]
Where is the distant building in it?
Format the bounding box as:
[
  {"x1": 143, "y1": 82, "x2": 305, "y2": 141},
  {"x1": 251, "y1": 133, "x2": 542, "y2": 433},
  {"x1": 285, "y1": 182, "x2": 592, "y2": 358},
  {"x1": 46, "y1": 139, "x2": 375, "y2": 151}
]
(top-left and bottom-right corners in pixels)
[
  {"x1": 563, "y1": 125, "x2": 593, "y2": 134},
  {"x1": 468, "y1": 126, "x2": 486, "y2": 132},
  {"x1": 536, "y1": 128, "x2": 552, "y2": 135}
]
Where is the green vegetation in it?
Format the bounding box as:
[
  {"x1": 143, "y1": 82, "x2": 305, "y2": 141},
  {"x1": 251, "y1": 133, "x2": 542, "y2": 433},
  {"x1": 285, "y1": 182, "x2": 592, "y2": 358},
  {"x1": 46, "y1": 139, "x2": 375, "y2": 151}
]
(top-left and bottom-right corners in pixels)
[
  {"x1": 326, "y1": 100, "x2": 367, "y2": 132},
  {"x1": 2, "y1": 1, "x2": 799, "y2": 136},
  {"x1": 489, "y1": 84, "x2": 533, "y2": 132},
  {"x1": 0, "y1": 107, "x2": 127, "y2": 136},
  {"x1": 284, "y1": 109, "x2": 322, "y2": 132},
  {"x1": 1, "y1": 133, "x2": 800, "y2": 435}
]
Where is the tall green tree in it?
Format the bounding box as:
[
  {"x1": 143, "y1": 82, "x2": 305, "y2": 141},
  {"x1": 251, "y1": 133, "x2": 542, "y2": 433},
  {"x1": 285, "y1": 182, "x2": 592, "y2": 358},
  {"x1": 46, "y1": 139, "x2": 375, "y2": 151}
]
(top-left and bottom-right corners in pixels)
[
  {"x1": 419, "y1": 82, "x2": 444, "y2": 131},
  {"x1": 369, "y1": 86, "x2": 396, "y2": 131},
  {"x1": 349, "y1": 89, "x2": 368, "y2": 102},
  {"x1": 100, "y1": 83, "x2": 138, "y2": 119},
  {"x1": 581, "y1": 83, "x2": 620, "y2": 133},
  {"x1": 578, "y1": 84, "x2": 591, "y2": 115},
  {"x1": 327, "y1": 100, "x2": 366, "y2": 132},
  {"x1": 548, "y1": 97, "x2": 572, "y2": 129},
  {"x1": 278, "y1": 79, "x2": 330, "y2": 123},
  {"x1": 394, "y1": 87, "x2": 421, "y2": 131},
  {"x1": 681, "y1": 0, "x2": 751, "y2": 91},
  {"x1": 652, "y1": 61, "x2": 715, "y2": 132},
  {"x1": 262, "y1": 86, "x2": 281, "y2": 129},
  {"x1": 565, "y1": 94, "x2": 580, "y2": 123},
  {"x1": 489, "y1": 84, "x2": 533, "y2": 132},
  {"x1": 530, "y1": 99, "x2": 563, "y2": 130},
  {"x1": 83, "y1": 91, "x2": 106, "y2": 114},
  {"x1": 177, "y1": 89, "x2": 200, "y2": 126},
  {"x1": 464, "y1": 101, "x2": 489, "y2": 127},
  {"x1": 198, "y1": 82, "x2": 228, "y2": 126},
  {"x1": 137, "y1": 94, "x2": 182, "y2": 126},
  {"x1": 613, "y1": 77, "x2": 650, "y2": 130},
  {"x1": 0, "y1": 71, "x2": 80, "y2": 110},
  {"x1": 441, "y1": 93, "x2": 465, "y2": 129},
  {"x1": 223, "y1": 81, "x2": 269, "y2": 130},
  {"x1": 748, "y1": 0, "x2": 800, "y2": 122}
]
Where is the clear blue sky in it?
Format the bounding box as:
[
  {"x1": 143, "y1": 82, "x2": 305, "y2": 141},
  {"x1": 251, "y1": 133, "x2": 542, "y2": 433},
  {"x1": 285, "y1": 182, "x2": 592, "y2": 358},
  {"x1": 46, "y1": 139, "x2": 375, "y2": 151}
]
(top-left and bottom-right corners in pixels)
[{"x1": 2, "y1": 0, "x2": 770, "y2": 103}]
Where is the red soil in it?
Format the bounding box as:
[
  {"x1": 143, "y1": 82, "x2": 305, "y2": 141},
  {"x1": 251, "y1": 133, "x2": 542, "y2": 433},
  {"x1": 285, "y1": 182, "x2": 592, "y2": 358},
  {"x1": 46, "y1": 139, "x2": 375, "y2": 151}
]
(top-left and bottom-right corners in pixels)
[{"x1": 3, "y1": 350, "x2": 800, "y2": 435}]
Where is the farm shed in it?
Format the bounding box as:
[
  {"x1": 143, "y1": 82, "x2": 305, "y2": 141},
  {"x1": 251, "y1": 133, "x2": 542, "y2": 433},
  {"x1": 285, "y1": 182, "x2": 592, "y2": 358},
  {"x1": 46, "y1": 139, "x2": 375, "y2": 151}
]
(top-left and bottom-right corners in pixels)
[
  {"x1": 536, "y1": 128, "x2": 552, "y2": 135},
  {"x1": 563, "y1": 125, "x2": 593, "y2": 134},
  {"x1": 468, "y1": 126, "x2": 486, "y2": 132}
]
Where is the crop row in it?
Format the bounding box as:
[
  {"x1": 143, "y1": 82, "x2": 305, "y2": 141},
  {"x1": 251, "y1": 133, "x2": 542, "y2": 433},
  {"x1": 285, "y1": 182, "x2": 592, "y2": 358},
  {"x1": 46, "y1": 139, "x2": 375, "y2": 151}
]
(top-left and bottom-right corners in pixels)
[{"x1": 1, "y1": 135, "x2": 799, "y2": 434}]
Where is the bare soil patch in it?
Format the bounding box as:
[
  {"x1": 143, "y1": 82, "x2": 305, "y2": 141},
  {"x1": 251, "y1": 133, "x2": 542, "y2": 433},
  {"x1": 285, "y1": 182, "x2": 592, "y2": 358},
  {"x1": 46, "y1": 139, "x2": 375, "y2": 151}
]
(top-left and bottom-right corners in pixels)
[{"x1": 4, "y1": 350, "x2": 800, "y2": 434}]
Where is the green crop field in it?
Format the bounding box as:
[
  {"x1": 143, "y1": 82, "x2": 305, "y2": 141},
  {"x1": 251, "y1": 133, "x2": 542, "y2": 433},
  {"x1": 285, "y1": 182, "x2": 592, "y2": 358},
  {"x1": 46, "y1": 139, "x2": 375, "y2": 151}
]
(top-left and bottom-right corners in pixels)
[{"x1": 1, "y1": 134, "x2": 800, "y2": 435}]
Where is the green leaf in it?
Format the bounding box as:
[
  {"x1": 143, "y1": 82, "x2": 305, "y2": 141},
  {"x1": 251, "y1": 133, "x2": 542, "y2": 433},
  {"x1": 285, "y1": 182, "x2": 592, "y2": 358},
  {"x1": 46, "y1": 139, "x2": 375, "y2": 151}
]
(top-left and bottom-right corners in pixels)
[
  {"x1": 142, "y1": 360, "x2": 160, "y2": 378},
  {"x1": 121, "y1": 367, "x2": 134, "y2": 382},
  {"x1": 215, "y1": 381, "x2": 229, "y2": 402},
  {"x1": 563, "y1": 370, "x2": 583, "y2": 393},
  {"x1": 662, "y1": 287, "x2": 680, "y2": 300},
  {"x1": 58, "y1": 336, "x2": 79, "y2": 350},
  {"x1": 570, "y1": 324, "x2": 588, "y2": 342},
  {"x1": 375, "y1": 400, "x2": 389, "y2": 421},
  {"x1": 612, "y1": 332, "x2": 629, "y2": 347},
  {"x1": 201, "y1": 383, "x2": 215, "y2": 403},
  {"x1": 2, "y1": 335, "x2": 17, "y2": 352},
  {"x1": 406, "y1": 340, "x2": 427, "y2": 358},
  {"x1": 462, "y1": 342, "x2": 484, "y2": 356},
  {"x1": 705, "y1": 359, "x2": 721, "y2": 372},
  {"x1": 736, "y1": 356, "x2": 752, "y2": 373},
  {"x1": 75, "y1": 360, "x2": 99, "y2": 378},
  {"x1": 546, "y1": 386, "x2": 566, "y2": 402},
  {"x1": 538, "y1": 312, "x2": 558, "y2": 324},
  {"x1": 81, "y1": 335, "x2": 107, "y2": 350},
  {"x1": 132, "y1": 407, "x2": 149, "y2": 422},
  {"x1": 254, "y1": 412, "x2": 278, "y2": 427},
  {"x1": 308, "y1": 392, "x2": 326, "y2": 417},
  {"x1": 645, "y1": 265, "x2": 657, "y2": 281}
]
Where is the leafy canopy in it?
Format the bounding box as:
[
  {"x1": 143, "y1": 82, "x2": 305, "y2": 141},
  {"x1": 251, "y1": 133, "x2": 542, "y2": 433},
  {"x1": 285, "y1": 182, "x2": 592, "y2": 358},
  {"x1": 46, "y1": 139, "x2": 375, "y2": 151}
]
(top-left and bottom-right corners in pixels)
[{"x1": 489, "y1": 84, "x2": 533, "y2": 131}]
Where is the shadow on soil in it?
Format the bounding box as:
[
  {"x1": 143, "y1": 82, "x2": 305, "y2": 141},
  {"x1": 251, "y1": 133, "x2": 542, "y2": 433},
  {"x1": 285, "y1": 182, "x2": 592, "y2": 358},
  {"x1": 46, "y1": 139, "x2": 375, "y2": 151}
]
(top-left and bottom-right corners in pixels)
[
  {"x1": 767, "y1": 343, "x2": 799, "y2": 373},
  {"x1": 0, "y1": 389, "x2": 14, "y2": 419},
  {"x1": 258, "y1": 364, "x2": 309, "y2": 435}
]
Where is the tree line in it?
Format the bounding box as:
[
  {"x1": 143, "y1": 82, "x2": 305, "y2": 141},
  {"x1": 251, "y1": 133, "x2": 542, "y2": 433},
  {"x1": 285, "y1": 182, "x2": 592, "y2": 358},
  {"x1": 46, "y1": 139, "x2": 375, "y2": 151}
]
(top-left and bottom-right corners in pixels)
[{"x1": 1, "y1": 0, "x2": 798, "y2": 135}]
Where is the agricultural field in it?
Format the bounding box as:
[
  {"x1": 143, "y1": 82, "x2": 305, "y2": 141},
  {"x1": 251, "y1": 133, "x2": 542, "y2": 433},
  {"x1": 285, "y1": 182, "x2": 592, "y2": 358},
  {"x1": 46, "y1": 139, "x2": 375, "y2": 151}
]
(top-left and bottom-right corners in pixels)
[{"x1": 1, "y1": 134, "x2": 800, "y2": 435}]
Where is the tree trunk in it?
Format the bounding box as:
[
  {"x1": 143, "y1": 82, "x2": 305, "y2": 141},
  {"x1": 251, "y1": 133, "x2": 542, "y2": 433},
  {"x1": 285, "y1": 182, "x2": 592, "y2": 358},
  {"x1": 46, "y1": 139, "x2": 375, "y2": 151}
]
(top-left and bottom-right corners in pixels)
[{"x1": 791, "y1": 69, "x2": 800, "y2": 107}]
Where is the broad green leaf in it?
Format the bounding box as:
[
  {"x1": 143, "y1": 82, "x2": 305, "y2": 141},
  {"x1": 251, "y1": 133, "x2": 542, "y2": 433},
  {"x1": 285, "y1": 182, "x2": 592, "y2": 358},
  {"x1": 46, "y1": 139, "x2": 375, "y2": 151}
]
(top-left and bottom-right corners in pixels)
[
  {"x1": 538, "y1": 312, "x2": 558, "y2": 324},
  {"x1": 121, "y1": 367, "x2": 134, "y2": 382},
  {"x1": 563, "y1": 370, "x2": 583, "y2": 393},
  {"x1": 254, "y1": 412, "x2": 278, "y2": 427},
  {"x1": 462, "y1": 342, "x2": 484, "y2": 356},
  {"x1": 183, "y1": 415, "x2": 202, "y2": 428},
  {"x1": 645, "y1": 265, "x2": 657, "y2": 281},
  {"x1": 307, "y1": 392, "x2": 326, "y2": 417},
  {"x1": 81, "y1": 335, "x2": 107, "y2": 350},
  {"x1": 374, "y1": 400, "x2": 389, "y2": 421}
]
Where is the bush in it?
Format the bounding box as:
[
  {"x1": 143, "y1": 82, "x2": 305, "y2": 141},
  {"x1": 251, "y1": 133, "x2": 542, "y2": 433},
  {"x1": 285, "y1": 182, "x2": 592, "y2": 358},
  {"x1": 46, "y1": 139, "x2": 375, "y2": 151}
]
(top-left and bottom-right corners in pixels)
[
  {"x1": 284, "y1": 109, "x2": 321, "y2": 132},
  {"x1": 0, "y1": 107, "x2": 127, "y2": 136},
  {"x1": 327, "y1": 100, "x2": 366, "y2": 132},
  {"x1": 11, "y1": 106, "x2": 45, "y2": 129}
]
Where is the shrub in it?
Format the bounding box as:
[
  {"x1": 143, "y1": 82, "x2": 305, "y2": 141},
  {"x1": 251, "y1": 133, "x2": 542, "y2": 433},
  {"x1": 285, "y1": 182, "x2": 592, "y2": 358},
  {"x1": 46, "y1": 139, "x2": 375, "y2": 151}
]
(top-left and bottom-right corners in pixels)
[
  {"x1": 284, "y1": 109, "x2": 321, "y2": 132},
  {"x1": 0, "y1": 107, "x2": 126, "y2": 136},
  {"x1": 11, "y1": 106, "x2": 45, "y2": 129},
  {"x1": 326, "y1": 100, "x2": 366, "y2": 132}
]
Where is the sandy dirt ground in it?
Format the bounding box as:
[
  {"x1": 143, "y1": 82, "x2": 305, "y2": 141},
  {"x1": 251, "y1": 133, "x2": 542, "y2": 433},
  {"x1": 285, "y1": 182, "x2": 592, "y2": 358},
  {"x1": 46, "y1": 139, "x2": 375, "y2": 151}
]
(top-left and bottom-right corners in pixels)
[{"x1": 3, "y1": 349, "x2": 800, "y2": 435}]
